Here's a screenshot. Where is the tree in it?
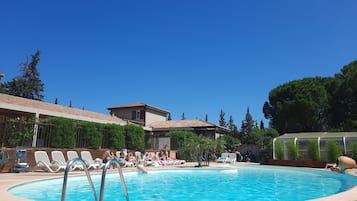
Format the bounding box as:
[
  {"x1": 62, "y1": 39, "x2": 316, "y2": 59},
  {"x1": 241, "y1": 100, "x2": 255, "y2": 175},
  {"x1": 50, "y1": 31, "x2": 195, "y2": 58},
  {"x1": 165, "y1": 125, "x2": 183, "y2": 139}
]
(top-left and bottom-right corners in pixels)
[
  {"x1": 205, "y1": 114, "x2": 208, "y2": 122},
  {"x1": 240, "y1": 107, "x2": 255, "y2": 144},
  {"x1": 54, "y1": 98, "x2": 58, "y2": 104},
  {"x1": 219, "y1": 109, "x2": 226, "y2": 127},
  {"x1": 169, "y1": 130, "x2": 222, "y2": 164},
  {"x1": 257, "y1": 128, "x2": 279, "y2": 163},
  {"x1": 0, "y1": 73, "x2": 4, "y2": 93},
  {"x1": 167, "y1": 113, "x2": 172, "y2": 120},
  {"x1": 260, "y1": 120, "x2": 265, "y2": 130},
  {"x1": 330, "y1": 61, "x2": 357, "y2": 131},
  {"x1": 227, "y1": 115, "x2": 239, "y2": 137},
  {"x1": 4, "y1": 50, "x2": 44, "y2": 100},
  {"x1": 181, "y1": 112, "x2": 186, "y2": 120},
  {"x1": 263, "y1": 77, "x2": 330, "y2": 133}
]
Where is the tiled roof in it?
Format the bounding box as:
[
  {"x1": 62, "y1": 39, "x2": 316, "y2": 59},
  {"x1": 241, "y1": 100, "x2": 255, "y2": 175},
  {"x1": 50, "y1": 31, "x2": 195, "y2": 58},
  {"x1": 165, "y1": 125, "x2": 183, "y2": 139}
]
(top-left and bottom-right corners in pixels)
[
  {"x1": 107, "y1": 102, "x2": 170, "y2": 114},
  {"x1": 148, "y1": 119, "x2": 217, "y2": 129},
  {"x1": 0, "y1": 93, "x2": 126, "y2": 125}
]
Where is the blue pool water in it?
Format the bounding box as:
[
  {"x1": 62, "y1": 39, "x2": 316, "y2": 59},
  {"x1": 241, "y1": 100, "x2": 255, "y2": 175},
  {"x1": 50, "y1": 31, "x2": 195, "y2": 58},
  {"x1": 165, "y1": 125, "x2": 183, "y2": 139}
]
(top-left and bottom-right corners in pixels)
[{"x1": 9, "y1": 165, "x2": 357, "y2": 201}]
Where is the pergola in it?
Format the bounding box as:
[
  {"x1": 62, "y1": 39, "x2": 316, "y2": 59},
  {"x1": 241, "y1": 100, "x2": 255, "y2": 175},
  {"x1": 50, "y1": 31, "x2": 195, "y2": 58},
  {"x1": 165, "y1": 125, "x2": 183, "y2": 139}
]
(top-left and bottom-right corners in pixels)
[{"x1": 273, "y1": 132, "x2": 357, "y2": 160}]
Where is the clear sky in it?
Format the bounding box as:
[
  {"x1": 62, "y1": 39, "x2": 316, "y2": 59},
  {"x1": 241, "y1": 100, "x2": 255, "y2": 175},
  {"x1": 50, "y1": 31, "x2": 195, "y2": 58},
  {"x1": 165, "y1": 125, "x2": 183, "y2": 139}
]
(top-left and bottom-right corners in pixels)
[{"x1": 1, "y1": 1, "x2": 357, "y2": 126}]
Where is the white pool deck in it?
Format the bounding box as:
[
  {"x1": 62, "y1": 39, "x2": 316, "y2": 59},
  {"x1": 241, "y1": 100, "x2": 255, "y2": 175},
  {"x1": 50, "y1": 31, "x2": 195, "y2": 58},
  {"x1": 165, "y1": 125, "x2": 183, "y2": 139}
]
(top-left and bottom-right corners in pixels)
[{"x1": 1, "y1": 162, "x2": 357, "y2": 201}]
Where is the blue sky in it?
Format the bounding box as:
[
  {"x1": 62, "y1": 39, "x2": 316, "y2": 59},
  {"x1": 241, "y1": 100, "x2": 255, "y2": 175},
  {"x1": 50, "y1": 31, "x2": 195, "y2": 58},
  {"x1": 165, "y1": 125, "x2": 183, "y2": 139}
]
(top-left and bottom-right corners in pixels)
[{"x1": 1, "y1": 1, "x2": 357, "y2": 126}]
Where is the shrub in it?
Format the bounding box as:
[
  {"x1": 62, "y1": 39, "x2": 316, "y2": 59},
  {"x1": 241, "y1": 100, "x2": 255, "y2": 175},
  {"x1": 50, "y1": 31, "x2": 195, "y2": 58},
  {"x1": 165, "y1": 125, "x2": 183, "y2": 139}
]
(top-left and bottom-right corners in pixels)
[
  {"x1": 79, "y1": 121, "x2": 102, "y2": 149},
  {"x1": 326, "y1": 140, "x2": 341, "y2": 162},
  {"x1": 287, "y1": 140, "x2": 299, "y2": 160},
  {"x1": 104, "y1": 124, "x2": 125, "y2": 149},
  {"x1": 275, "y1": 139, "x2": 284, "y2": 160},
  {"x1": 307, "y1": 140, "x2": 320, "y2": 161},
  {"x1": 45, "y1": 117, "x2": 76, "y2": 148},
  {"x1": 350, "y1": 142, "x2": 357, "y2": 161},
  {"x1": 7, "y1": 117, "x2": 35, "y2": 147},
  {"x1": 124, "y1": 124, "x2": 144, "y2": 151},
  {"x1": 169, "y1": 130, "x2": 218, "y2": 162}
]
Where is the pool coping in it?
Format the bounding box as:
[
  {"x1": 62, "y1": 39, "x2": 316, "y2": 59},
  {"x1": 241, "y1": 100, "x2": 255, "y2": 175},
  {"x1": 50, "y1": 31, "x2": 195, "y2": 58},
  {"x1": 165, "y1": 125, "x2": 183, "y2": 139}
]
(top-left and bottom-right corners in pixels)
[{"x1": 1, "y1": 162, "x2": 357, "y2": 201}]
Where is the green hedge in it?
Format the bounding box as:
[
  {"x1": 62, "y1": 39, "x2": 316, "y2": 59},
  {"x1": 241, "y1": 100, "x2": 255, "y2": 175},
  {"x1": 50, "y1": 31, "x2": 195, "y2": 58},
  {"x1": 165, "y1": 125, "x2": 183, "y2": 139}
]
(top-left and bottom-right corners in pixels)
[
  {"x1": 104, "y1": 124, "x2": 125, "y2": 149},
  {"x1": 44, "y1": 117, "x2": 145, "y2": 150},
  {"x1": 45, "y1": 117, "x2": 76, "y2": 148},
  {"x1": 78, "y1": 121, "x2": 102, "y2": 149},
  {"x1": 124, "y1": 124, "x2": 145, "y2": 151}
]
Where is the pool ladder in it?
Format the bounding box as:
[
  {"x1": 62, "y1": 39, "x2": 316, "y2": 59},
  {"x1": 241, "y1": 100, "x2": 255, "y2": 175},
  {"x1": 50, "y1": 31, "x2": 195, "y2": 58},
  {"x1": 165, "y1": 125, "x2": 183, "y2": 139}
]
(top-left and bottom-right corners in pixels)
[{"x1": 61, "y1": 158, "x2": 129, "y2": 201}]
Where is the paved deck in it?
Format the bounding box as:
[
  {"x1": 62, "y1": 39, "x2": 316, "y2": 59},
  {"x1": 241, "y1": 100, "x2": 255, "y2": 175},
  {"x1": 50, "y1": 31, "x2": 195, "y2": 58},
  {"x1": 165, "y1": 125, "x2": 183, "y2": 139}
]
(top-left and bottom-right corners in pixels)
[{"x1": 1, "y1": 162, "x2": 357, "y2": 201}]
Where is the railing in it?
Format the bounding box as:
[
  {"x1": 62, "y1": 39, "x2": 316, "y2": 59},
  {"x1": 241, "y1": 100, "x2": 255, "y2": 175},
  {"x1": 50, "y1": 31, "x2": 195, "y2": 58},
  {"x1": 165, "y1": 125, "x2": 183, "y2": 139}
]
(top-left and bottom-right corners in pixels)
[
  {"x1": 61, "y1": 158, "x2": 129, "y2": 201},
  {"x1": 100, "y1": 159, "x2": 129, "y2": 201},
  {"x1": 61, "y1": 158, "x2": 98, "y2": 201}
]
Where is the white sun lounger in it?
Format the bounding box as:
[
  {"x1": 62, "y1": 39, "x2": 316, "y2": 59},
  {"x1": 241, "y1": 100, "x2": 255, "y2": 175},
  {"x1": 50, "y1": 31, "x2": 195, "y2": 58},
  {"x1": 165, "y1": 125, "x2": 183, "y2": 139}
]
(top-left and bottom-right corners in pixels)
[
  {"x1": 217, "y1": 153, "x2": 229, "y2": 163},
  {"x1": 51, "y1": 151, "x2": 83, "y2": 171},
  {"x1": 67, "y1": 150, "x2": 80, "y2": 161},
  {"x1": 80, "y1": 150, "x2": 103, "y2": 170},
  {"x1": 226, "y1": 153, "x2": 237, "y2": 164},
  {"x1": 34, "y1": 151, "x2": 66, "y2": 173}
]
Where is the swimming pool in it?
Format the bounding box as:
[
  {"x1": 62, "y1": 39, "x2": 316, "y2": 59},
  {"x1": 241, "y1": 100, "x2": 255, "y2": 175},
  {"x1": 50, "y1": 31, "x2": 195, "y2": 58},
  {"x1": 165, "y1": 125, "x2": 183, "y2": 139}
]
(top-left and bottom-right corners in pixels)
[{"x1": 8, "y1": 165, "x2": 357, "y2": 201}]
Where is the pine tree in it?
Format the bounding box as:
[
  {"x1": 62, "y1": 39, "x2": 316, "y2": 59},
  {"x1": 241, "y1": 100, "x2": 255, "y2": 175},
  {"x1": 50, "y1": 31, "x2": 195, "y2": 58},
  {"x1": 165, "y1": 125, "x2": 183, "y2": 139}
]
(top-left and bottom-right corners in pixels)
[
  {"x1": 240, "y1": 107, "x2": 255, "y2": 144},
  {"x1": 54, "y1": 98, "x2": 58, "y2": 104},
  {"x1": 69, "y1": 100, "x2": 72, "y2": 108},
  {"x1": 260, "y1": 120, "x2": 265, "y2": 129},
  {"x1": 4, "y1": 50, "x2": 44, "y2": 100},
  {"x1": 219, "y1": 109, "x2": 227, "y2": 127},
  {"x1": 227, "y1": 115, "x2": 239, "y2": 137},
  {"x1": 205, "y1": 114, "x2": 208, "y2": 122},
  {"x1": 0, "y1": 73, "x2": 5, "y2": 93},
  {"x1": 228, "y1": 115, "x2": 235, "y2": 130},
  {"x1": 181, "y1": 112, "x2": 186, "y2": 120},
  {"x1": 167, "y1": 113, "x2": 172, "y2": 120}
]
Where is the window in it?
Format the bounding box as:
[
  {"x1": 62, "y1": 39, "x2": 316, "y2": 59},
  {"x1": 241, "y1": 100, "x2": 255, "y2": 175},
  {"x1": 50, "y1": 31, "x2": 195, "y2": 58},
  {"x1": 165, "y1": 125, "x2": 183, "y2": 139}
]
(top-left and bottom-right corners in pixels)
[{"x1": 135, "y1": 110, "x2": 141, "y2": 120}]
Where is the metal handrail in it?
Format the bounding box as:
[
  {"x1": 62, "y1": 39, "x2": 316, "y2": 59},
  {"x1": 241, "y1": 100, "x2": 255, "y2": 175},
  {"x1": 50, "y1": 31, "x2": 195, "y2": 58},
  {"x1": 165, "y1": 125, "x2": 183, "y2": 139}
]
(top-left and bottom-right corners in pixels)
[
  {"x1": 61, "y1": 158, "x2": 98, "y2": 201},
  {"x1": 99, "y1": 158, "x2": 129, "y2": 201}
]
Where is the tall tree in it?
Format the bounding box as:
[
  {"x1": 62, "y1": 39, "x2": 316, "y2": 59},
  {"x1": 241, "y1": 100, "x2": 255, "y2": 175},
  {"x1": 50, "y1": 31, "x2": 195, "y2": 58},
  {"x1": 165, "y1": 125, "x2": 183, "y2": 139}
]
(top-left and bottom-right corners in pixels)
[
  {"x1": 205, "y1": 114, "x2": 208, "y2": 122},
  {"x1": 260, "y1": 120, "x2": 265, "y2": 130},
  {"x1": 4, "y1": 50, "x2": 44, "y2": 100},
  {"x1": 240, "y1": 107, "x2": 255, "y2": 144},
  {"x1": 0, "y1": 73, "x2": 4, "y2": 93},
  {"x1": 219, "y1": 109, "x2": 226, "y2": 127},
  {"x1": 181, "y1": 112, "x2": 186, "y2": 120},
  {"x1": 330, "y1": 61, "x2": 357, "y2": 131},
  {"x1": 227, "y1": 115, "x2": 239, "y2": 138},
  {"x1": 227, "y1": 115, "x2": 235, "y2": 130},
  {"x1": 167, "y1": 113, "x2": 172, "y2": 120},
  {"x1": 263, "y1": 77, "x2": 330, "y2": 133}
]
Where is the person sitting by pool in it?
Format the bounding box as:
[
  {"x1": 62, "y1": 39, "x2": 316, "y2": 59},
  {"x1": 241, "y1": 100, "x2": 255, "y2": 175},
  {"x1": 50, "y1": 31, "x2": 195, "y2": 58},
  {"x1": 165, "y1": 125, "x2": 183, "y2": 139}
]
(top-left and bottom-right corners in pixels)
[
  {"x1": 330, "y1": 155, "x2": 356, "y2": 173},
  {"x1": 102, "y1": 150, "x2": 116, "y2": 169}
]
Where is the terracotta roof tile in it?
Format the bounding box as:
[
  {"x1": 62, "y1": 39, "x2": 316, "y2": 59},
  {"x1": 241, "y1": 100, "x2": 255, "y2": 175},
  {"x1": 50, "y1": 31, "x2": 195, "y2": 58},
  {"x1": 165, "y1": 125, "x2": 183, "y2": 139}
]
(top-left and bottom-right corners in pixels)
[
  {"x1": 148, "y1": 119, "x2": 216, "y2": 129},
  {"x1": 0, "y1": 93, "x2": 126, "y2": 125},
  {"x1": 107, "y1": 102, "x2": 170, "y2": 114}
]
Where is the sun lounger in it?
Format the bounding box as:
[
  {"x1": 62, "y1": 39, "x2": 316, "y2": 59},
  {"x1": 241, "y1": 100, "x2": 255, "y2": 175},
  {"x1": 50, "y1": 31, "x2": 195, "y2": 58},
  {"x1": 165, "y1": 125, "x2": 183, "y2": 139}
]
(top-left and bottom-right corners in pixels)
[
  {"x1": 226, "y1": 153, "x2": 237, "y2": 164},
  {"x1": 217, "y1": 153, "x2": 229, "y2": 163},
  {"x1": 67, "y1": 150, "x2": 80, "y2": 161},
  {"x1": 34, "y1": 151, "x2": 66, "y2": 173},
  {"x1": 51, "y1": 151, "x2": 83, "y2": 171},
  {"x1": 80, "y1": 150, "x2": 104, "y2": 170}
]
